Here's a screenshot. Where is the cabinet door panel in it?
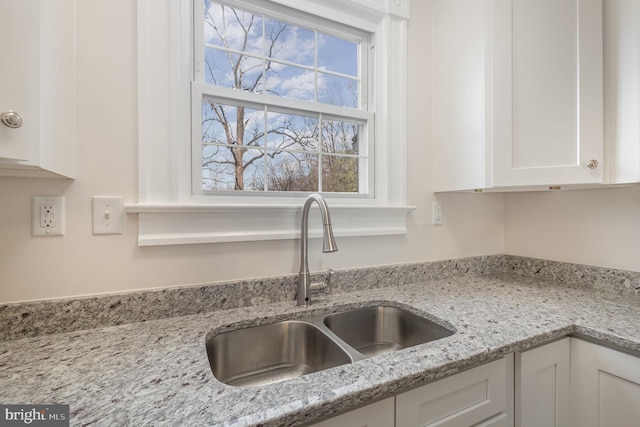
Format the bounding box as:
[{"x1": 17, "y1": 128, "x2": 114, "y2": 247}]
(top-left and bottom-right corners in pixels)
[
  {"x1": 396, "y1": 357, "x2": 509, "y2": 427},
  {"x1": 571, "y1": 338, "x2": 640, "y2": 427},
  {"x1": 492, "y1": 0, "x2": 603, "y2": 186},
  {"x1": 515, "y1": 337, "x2": 570, "y2": 427},
  {"x1": 511, "y1": 0, "x2": 578, "y2": 169},
  {"x1": 599, "y1": 369, "x2": 640, "y2": 424}
]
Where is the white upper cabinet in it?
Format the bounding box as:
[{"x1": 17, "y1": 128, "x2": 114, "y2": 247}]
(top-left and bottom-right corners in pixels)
[
  {"x1": 0, "y1": 0, "x2": 76, "y2": 179},
  {"x1": 0, "y1": 1, "x2": 33, "y2": 162},
  {"x1": 604, "y1": 0, "x2": 640, "y2": 184},
  {"x1": 433, "y1": 0, "x2": 605, "y2": 191},
  {"x1": 492, "y1": 0, "x2": 603, "y2": 187},
  {"x1": 432, "y1": 0, "x2": 492, "y2": 192}
]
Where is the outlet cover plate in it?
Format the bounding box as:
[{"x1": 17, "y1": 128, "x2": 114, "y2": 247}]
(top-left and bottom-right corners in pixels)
[{"x1": 32, "y1": 196, "x2": 65, "y2": 236}]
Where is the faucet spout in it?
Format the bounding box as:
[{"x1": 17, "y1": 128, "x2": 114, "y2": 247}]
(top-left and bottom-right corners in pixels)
[{"x1": 298, "y1": 193, "x2": 338, "y2": 307}]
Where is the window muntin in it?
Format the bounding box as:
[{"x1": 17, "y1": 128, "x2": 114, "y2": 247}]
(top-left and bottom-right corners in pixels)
[{"x1": 195, "y1": 0, "x2": 371, "y2": 195}]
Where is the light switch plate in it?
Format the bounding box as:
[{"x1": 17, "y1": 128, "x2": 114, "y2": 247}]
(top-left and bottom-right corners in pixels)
[
  {"x1": 432, "y1": 202, "x2": 443, "y2": 226},
  {"x1": 32, "y1": 196, "x2": 65, "y2": 236},
  {"x1": 92, "y1": 196, "x2": 123, "y2": 235}
]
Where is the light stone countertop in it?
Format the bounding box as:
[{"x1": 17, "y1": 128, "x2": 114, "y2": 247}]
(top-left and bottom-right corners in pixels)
[{"x1": 2, "y1": 271, "x2": 640, "y2": 426}]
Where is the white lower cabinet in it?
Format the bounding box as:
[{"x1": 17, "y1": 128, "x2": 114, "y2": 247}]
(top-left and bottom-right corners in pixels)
[
  {"x1": 518, "y1": 337, "x2": 640, "y2": 427},
  {"x1": 515, "y1": 338, "x2": 570, "y2": 427},
  {"x1": 571, "y1": 338, "x2": 640, "y2": 427},
  {"x1": 310, "y1": 397, "x2": 395, "y2": 427},
  {"x1": 311, "y1": 338, "x2": 640, "y2": 427}
]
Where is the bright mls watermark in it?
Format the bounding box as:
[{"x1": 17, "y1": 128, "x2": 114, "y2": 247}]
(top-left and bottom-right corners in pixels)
[{"x1": 0, "y1": 405, "x2": 69, "y2": 426}]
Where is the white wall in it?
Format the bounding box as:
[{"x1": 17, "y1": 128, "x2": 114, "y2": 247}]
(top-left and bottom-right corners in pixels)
[
  {"x1": 5, "y1": 0, "x2": 638, "y2": 304},
  {"x1": 0, "y1": 0, "x2": 504, "y2": 304},
  {"x1": 504, "y1": 186, "x2": 640, "y2": 272}
]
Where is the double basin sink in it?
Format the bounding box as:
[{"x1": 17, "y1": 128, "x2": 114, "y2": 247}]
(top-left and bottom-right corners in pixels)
[{"x1": 206, "y1": 304, "x2": 455, "y2": 387}]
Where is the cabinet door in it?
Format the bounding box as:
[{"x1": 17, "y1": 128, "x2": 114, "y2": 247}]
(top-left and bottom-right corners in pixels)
[
  {"x1": 309, "y1": 397, "x2": 394, "y2": 427},
  {"x1": 396, "y1": 356, "x2": 511, "y2": 427},
  {"x1": 571, "y1": 338, "x2": 640, "y2": 427},
  {"x1": 515, "y1": 338, "x2": 570, "y2": 427},
  {"x1": 492, "y1": 0, "x2": 604, "y2": 187},
  {"x1": 0, "y1": 0, "x2": 35, "y2": 160},
  {"x1": 432, "y1": 0, "x2": 492, "y2": 191},
  {"x1": 605, "y1": 0, "x2": 640, "y2": 184}
]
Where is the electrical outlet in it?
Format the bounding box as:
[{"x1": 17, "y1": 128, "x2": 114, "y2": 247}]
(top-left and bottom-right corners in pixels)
[
  {"x1": 41, "y1": 204, "x2": 56, "y2": 228},
  {"x1": 32, "y1": 196, "x2": 65, "y2": 236}
]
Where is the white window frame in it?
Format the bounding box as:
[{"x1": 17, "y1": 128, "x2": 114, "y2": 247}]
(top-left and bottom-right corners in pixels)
[{"x1": 128, "y1": 0, "x2": 413, "y2": 246}]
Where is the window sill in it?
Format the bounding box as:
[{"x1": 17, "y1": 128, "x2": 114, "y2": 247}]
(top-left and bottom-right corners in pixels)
[{"x1": 124, "y1": 203, "x2": 415, "y2": 246}]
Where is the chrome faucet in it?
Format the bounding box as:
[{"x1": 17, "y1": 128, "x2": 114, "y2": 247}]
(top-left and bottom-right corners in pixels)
[{"x1": 297, "y1": 193, "x2": 338, "y2": 307}]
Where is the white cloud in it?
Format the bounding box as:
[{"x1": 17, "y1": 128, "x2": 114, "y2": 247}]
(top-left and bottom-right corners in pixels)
[{"x1": 279, "y1": 71, "x2": 314, "y2": 97}]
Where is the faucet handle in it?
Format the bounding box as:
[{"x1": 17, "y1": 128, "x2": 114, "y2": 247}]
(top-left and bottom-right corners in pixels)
[
  {"x1": 309, "y1": 282, "x2": 327, "y2": 294},
  {"x1": 309, "y1": 269, "x2": 334, "y2": 295}
]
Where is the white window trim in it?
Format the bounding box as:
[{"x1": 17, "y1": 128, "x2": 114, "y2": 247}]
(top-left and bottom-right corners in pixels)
[{"x1": 128, "y1": 0, "x2": 414, "y2": 246}]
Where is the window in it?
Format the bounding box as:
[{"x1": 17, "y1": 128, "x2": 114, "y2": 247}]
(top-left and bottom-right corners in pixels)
[
  {"x1": 131, "y1": 0, "x2": 413, "y2": 245},
  {"x1": 194, "y1": 0, "x2": 372, "y2": 195}
]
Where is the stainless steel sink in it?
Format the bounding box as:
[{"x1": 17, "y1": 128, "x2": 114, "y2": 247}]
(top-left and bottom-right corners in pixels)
[
  {"x1": 206, "y1": 303, "x2": 455, "y2": 387},
  {"x1": 206, "y1": 320, "x2": 352, "y2": 387},
  {"x1": 323, "y1": 305, "x2": 455, "y2": 357}
]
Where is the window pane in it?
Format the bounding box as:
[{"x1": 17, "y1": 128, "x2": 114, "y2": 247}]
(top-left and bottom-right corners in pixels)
[
  {"x1": 204, "y1": 49, "x2": 264, "y2": 90},
  {"x1": 318, "y1": 73, "x2": 358, "y2": 108},
  {"x1": 203, "y1": 146, "x2": 265, "y2": 191},
  {"x1": 240, "y1": 148, "x2": 266, "y2": 191},
  {"x1": 322, "y1": 155, "x2": 359, "y2": 193},
  {"x1": 318, "y1": 34, "x2": 358, "y2": 76},
  {"x1": 204, "y1": 49, "x2": 232, "y2": 87},
  {"x1": 266, "y1": 111, "x2": 318, "y2": 150},
  {"x1": 266, "y1": 151, "x2": 318, "y2": 192},
  {"x1": 265, "y1": 19, "x2": 315, "y2": 66},
  {"x1": 265, "y1": 65, "x2": 315, "y2": 101},
  {"x1": 321, "y1": 119, "x2": 360, "y2": 154},
  {"x1": 204, "y1": 1, "x2": 263, "y2": 55},
  {"x1": 202, "y1": 100, "x2": 237, "y2": 144},
  {"x1": 203, "y1": 144, "x2": 235, "y2": 190},
  {"x1": 202, "y1": 101, "x2": 264, "y2": 148}
]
